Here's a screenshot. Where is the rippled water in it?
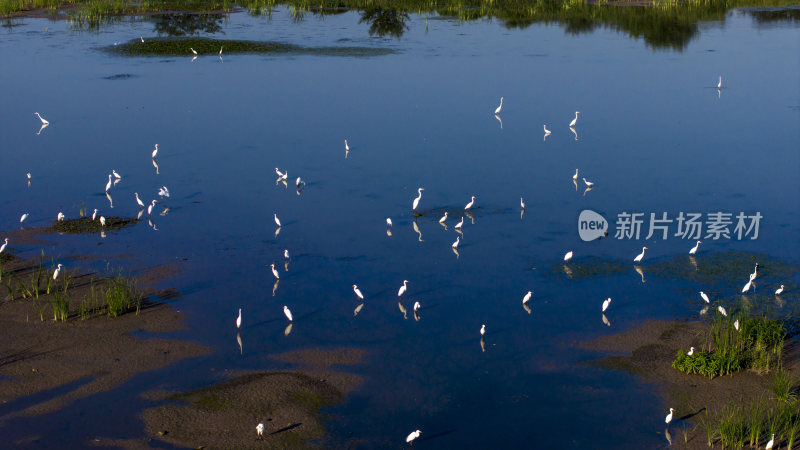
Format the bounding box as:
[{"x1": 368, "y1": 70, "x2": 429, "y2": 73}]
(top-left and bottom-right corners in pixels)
[{"x1": 1, "y1": 7, "x2": 798, "y2": 447}]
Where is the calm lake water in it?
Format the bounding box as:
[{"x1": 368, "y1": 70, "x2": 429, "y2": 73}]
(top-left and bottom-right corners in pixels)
[{"x1": 1, "y1": 6, "x2": 799, "y2": 448}]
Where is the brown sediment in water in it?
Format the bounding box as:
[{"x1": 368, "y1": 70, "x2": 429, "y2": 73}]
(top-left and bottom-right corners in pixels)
[
  {"x1": 0, "y1": 255, "x2": 209, "y2": 422},
  {"x1": 138, "y1": 348, "x2": 365, "y2": 449},
  {"x1": 581, "y1": 320, "x2": 799, "y2": 448}
]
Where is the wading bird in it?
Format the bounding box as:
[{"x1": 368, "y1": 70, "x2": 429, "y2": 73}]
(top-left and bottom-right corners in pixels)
[
  {"x1": 700, "y1": 291, "x2": 710, "y2": 303},
  {"x1": 100, "y1": 216, "x2": 106, "y2": 226},
  {"x1": 270, "y1": 263, "x2": 279, "y2": 279},
  {"x1": 105, "y1": 174, "x2": 112, "y2": 192},
  {"x1": 543, "y1": 125, "x2": 551, "y2": 137},
  {"x1": 573, "y1": 169, "x2": 579, "y2": 181},
  {"x1": 602, "y1": 297, "x2": 612, "y2": 312},
  {"x1": 454, "y1": 217, "x2": 464, "y2": 230},
  {"x1": 140, "y1": 36, "x2": 144, "y2": 43},
  {"x1": 665, "y1": 408, "x2": 674, "y2": 425},
  {"x1": 0, "y1": 238, "x2": 8, "y2": 254},
  {"x1": 386, "y1": 218, "x2": 392, "y2": 227},
  {"x1": 766, "y1": 433, "x2": 774, "y2": 450},
  {"x1": 480, "y1": 324, "x2": 485, "y2": 336},
  {"x1": 569, "y1": 111, "x2": 580, "y2": 127},
  {"x1": 689, "y1": 240, "x2": 701, "y2": 255},
  {"x1": 717, "y1": 76, "x2": 722, "y2": 90},
  {"x1": 256, "y1": 423, "x2": 264, "y2": 438},
  {"x1": 283, "y1": 305, "x2": 293, "y2": 322},
  {"x1": 439, "y1": 212, "x2": 448, "y2": 224},
  {"x1": 413, "y1": 301, "x2": 420, "y2": 312},
  {"x1": 634, "y1": 246, "x2": 648, "y2": 263},
  {"x1": 564, "y1": 251, "x2": 573, "y2": 262},
  {"x1": 582, "y1": 177, "x2": 594, "y2": 188},
  {"x1": 236, "y1": 308, "x2": 242, "y2": 329},
  {"x1": 717, "y1": 305, "x2": 727, "y2": 316},
  {"x1": 53, "y1": 263, "x2": 62, "y2": 280},
  {"x1": 452, "y1": 236, "x2": 460, "y2": 249},
  {"x1": 112, "y1": 169, "x2": 121, "y2": 179},
  {"x1": 158, "y1": 186, "x2": 170, "y2": 197},
  {"x1": 190, "y1": 47, "x2": 197, "y2": 56},
  {"x1": 464, "y1": 196, "x2": 475, "y2": 210},
  {"x1": 284, "y1": 250, "x2": 290, "y2": 259},
  {"x1": 398, "y1": 280, "x2": 408, "y2": 297},
  {"x1": 742, "y1": 278, "x2": 753, "y2": 293},
  {"x1": 406, "y1": 430, "x2": 421, "y2": 445},
  {"x1": 688, "y1": 347, "x2": 694, "y2": 356},
  {"x1": 274, "y1": 213, "x2": 281, "y2": 228},
  {"x1": 412, "y1": 188, "x2": 424, "y2": 211},
  {"x1": 520, "y1": 197, "x2": 525, "y2": 210},
  {"x1": 148, "y1": 200, "x2": 157, "y2": 215},
  {"x1": 34, "y1": 112, "x2": 49, "y2": 125},
  {"x1": 494, "y1": 97, "x2": 503, "y2": 115},
  {"x1": 135, "y1": 192, "x2": 145, "y2": 208},
  {"x1": 151, "y1": 144, "x2": 158, "y2": 159},
  {"x1": 523, "y1": 291, "x2": 532, "y2": 304},
  {"x1": 775, "y1": 285, "x2": 784, "y2": 295},
  {"x1": 20, "y1": 213, "x2": 29, "y2": 223},
  {"x1": 353, "y1": 284, "x2": 364, "y2": 299},
  {"x1": 734, "y1": 319, "x2": 739, "y2": 331},
  {"x1": 57, "y1": 212, "x2": 64, "y2": 221},
  {"x1": 344, "y1": 139, "x2": 349, "y2": 154}
]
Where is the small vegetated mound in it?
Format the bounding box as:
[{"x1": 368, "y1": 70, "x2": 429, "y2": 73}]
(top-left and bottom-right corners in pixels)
[
  {"x1": 108, "y1": 37, "x2": 396, "y2": 57},
  {"x1": 672, "y1": 315, "x2": 785, "y2": 378},
  {"x1": 52, "y1": 216, "x2": 138, "y2": 234}
]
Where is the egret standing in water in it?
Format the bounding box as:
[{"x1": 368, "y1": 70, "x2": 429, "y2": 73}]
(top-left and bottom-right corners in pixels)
[
  {"x1": 438, "y1": 212, "x2": 448, "y2": 224},
  {"x1": 406, "y1": 430, "x2": 421, "y2": 445},
  {"x1": 717, "y1": 305, "x2": 728, "y2": 316},
  {"x1": 386, "y1": 218, "x2": 392, "y2": 227},
  {"x1": 20, "y1": 213, "x2": 29, "y2": 223},
  {"x1": 634, "y1": 246, "x2": 648, "y2": 263},
  {"x1": 100, "y1": 216, "x2": 106, "y2": 226},
  {"x1": 564, "y1": 251, "x2": 573, "y2": 262},
  {"x1": 454, "y1": 217, "x2": 464, "y2": 230},
  {"x1": 270, "y1": 263, "x2": 280, "y2": 280},
  {"x1": 284, "y1": 249, "x2": 290, "y2": 260},
  {"x1": 134, "y1": 192, "x2": 145, "y2": 208},
  {"x1": 190, "y1": 47, "x2": 197, "y2": 56},
  {"x1": 344, "y1": 139, "x2": 350, "y2": 153},
  {"x1": 689, "y1": 240, "x2": 701, "y2": 255},
  {"x1": 464, "y1": 196, "x2": 475, "y2": 210},
  {"x1": 717, "y1": 76, "x2": 722, "y2": 90},
  {"x1": 112, "y1": 169, "x2": 121, "y2": 179},
  {"x1": 57, "y1": 212, "x2": 64, "y2": 221},
  {"x1": 0, "y1": 238, "x2": 8, "y2": 254},
  {"x1": 520, "y1": 197, "x2": 526, "y2": 210},
  {"x1": 543, "y1": 125, "x2": 551, "y2": 137},
  {"x1": 412, "y1": 188, "x2": 424, "y2": 211},
  {"x1": 398, "y1": 280, "x2": 408, "y2": 297},
  {"x1": 353, "y1": 284, "x2": 364, "y2": 300},
  {"x1": 522, "y1": 291, "x2": 532, "y2": 305},
  {"x1": 283, "y1": 305, "x2": 293, "y2": 322},
  {"x1": 569, "y1": 111, "x2": 580, "y2": 127},
  {"x1": 53, "y1": 263, "x2": 63, "y2": 280},
  {"x1": 236, "y1": 308, "x2": 242, "y2": 329},
  {"x1": 665, "y1": 408, "x2": 674, "y2": 426},
  {"x1": 151, "y1": 144, "x2": 158, "y2": 159},
  {"x1": 105, "y1": 174, "x2": 113, "y2": 192},
  {"x1": 742, "y1": 277, "x2": 753, "y2": 293},
  {"x1": 452, "y1": 236, "x2": 460, "y2": 249},
  {"x1": 480, "y1": 324, "x2": 486, "y2": 336},
  {"x1": 148, "y1": 200, "x2": 157, "y2": 215},
  {"x1": 582, "y1": 177, "x2": 594, "y2": 188},
  {"x1": 775, "y1": 285, "x2": 784, "y2": 295},
  {"x1": 700, "y1": 291, "x2": 710, "y2": 303},
  {"x1": 34, "y1": 112, "x2": 49, "y2": 125},
  {"x1": 274, "y1": 213, "x2": 282, "y2": 228},
  {"x1": 494, "y1": 97, "x2": 503, "y2": 115},
  {"x1": 413, "y1": 301, "x2": 420, "y2": 312},
  {"x1": 602, "y1": 297, "x2": 611, "y2": 312},
  {"x1": 573, "y1": 169, "x2": 579, "y2": 181}
]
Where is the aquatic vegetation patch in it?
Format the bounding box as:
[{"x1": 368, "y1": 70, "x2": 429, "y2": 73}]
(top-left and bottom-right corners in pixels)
[
  {"x1": 51, "y1": 216, "x2": 138, "y2": 234},
  {"x1": 107, "y1": 37, "x2": 396, "y2": 57},
  {"x1": 672, "y1": 315, "x2": 785, "y2": 378}
]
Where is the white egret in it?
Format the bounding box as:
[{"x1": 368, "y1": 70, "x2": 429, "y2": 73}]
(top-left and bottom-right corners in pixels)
[
  {"x1": 573, "y1": 169, "x2": 579, "y2": 181},
  {"x1": 452, "y1": 236, "x2": 460, "y2": 249},
  {"x1": 53, "y1": 263, "x2": 63, "y2": 280},
  {"x1": 295, "y1": 177, "x2": 304, "y2": 188},
  {"x1": 634, "y1": 246, "x2": 648, "y2": 263},
  {"x1": 135, "y1": 192, "x2": 145, "y2": 208},
  {"x1": 270, "y1": 263, "x2": 279, "y2": 279},
  {"x1": 742, "y1": 279, "x2": 752, "y2": 293},
  {"x1": 700, "y1": 291, "x2": 710, "y2": 303},
  {"x1": 100, "y1": 216, "x2": 106, "y2": 226},
  {"x1": 543, "y1": 124, "x2": 551, "y2": 136},
  {"x1": 34, "y1": 112, "x2": 49, "y2": 125},
  {"x1": 717, "y1": 76, "x2": 722, "y2": 90},
  {"x1": 564, "y1": 251, "x2": 573, "y2": 262},
  {"x1": 520, "y1": 197, "x2": 525, "y2": 210},
  {"x1": 158, "y1": 186, "x2": 170, "y2": 197},
  {"x1": 344, "y1": 139, "x2": 349, "y2": 153},
  {"x1": 413, "y1": 301, "x2": 420, "y2": 312},
  {"x1": 602, "y1": 297, "x2": 611, "y2": 312},
  {"x1": 284, "y1": 249, "x2": 290, "y2": 259},
  {"x1": 398, "y1": 280, "x2": 408, "y2": 297},
  {"x1": 386, "y1": 218, "x2": 393, "y2": 227},
  {"x1": 92, "y1": 209, "x2": 98, "y2": 221},
  {"x1": 765, "y1": 433, "x2": 774, "y2": 450},
  {"x1": 148, "y1": 200, "x2": 157, "y2": 215},
  {"x1": 20, "y1": 213, "x2": 29, "y2": 223},
  {"x1": 582, "y1": 177, "x2": 594, "y2": 188},
  {"x1": 454, "y1": 217, "x2": 464, "y2": 230},
  {"x1": 717, "y1": 305, "x2": 727, "y2": 316},
  {"x1": 775, "y1": 285, "x2": 784, "y2": 295},
  {"x1": 406, "y1": 430, "x2": 421, "y2": 444},
  {"x1": 734, "y1": 319, "x2": 739, "y2": 331},
  {"x1": 140, "y1": 36, "x2": 144, "y2": 43},
  {"x1": 190, "y1": 47, "x2": 197, "y2": 55},
  {"x1": 353, "y1": 284, "x2": 364, "y2": 299},
  {"x1": 494, "y1": 97, "x2": 503, "y2": 115},
  {"x1": 689, "y1": 240, "x2": 701, "y2": 255},
  {"x1": 236, "y1": 308, "x2": 242, "y2": 329},
  {"x1": 438, "y1": 212, "x2": 448, "y2": 224},
  {"x1": 283, "y1": 305, "x2": 293, "y2": 322},
  {"x1": 750, "y1": 264, "x2": 760, "y2": 280},
  {"x1": 112, "y1": 169, "x2": 121, "y2": 179},
  {"x1": 274, "y1": 213, "x2": 281, "y2": 228},
  {"x1": 152, "y1": 144, "x2": 158, "y2": 159},
  {"x1": 665, "y1": 408, "x2": 674, "y2": 425},
  {"x1": 569, "y1": 111, "x2": 580, "y2": 127},
  {"x1": 219, "y1": 46, "x2": 223, "y2": 55},
  {"x1": 687, "y1": 347, "x2": 694, "y2": 356},
  {"x1": 412, "y1": 188, "x2": 424, "y2": 211},
  {"x1": 0, "y1": 238, "x2": 8, "y2": 254},
  {"x1": 57, "y1": 212, "x2": 65, "y2": 221},
  {"x1": 464, "y1": 196, "x2": 475, "y2": 210},
  {"x1": 522, "y1": 291, "x2": 532, "y2": 304},
  {"x1": 480, "y1": 324, "x2": 485, "y2": 336},
  {"x1": 256, "y1": 422, "x2": 264, "y2": 437},
  {"x1": 27, "y1": 172, "x2": 31, "y2": 181}
]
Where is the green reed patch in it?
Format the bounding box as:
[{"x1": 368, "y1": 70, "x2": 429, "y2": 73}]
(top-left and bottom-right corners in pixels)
[{"x1": 108, "y1": 37, "x2": 396, "y2": 57}]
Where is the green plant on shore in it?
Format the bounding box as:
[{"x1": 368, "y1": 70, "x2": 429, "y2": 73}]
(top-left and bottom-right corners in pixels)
[{"x1": 104, "y1": 273, "x2": 141, "y2": 317}]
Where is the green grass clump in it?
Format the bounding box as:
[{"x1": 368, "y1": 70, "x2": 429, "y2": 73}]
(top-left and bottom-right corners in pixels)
[
  {"x1": 104, "y1": 274, "x2": 141, "y2": 317},
  {"x1": 705, "y1": 392, "x2": 800, "y2": 449},
  {"x1": 672, "y1": 315, "x2": 784, "y2": 378}
]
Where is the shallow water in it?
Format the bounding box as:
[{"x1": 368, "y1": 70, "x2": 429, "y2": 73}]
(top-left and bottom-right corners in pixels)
[{"x1": 1, "y1": 6, "x2": 799, "y2": 448}]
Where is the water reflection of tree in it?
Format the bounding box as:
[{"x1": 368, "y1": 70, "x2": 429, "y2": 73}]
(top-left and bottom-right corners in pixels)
[
  {"x1": 359, "y1": 8, "x2": 409, "y2": 38},
  {"x1": 154, "y1": 13, "x2": 224, "y2": 36}
]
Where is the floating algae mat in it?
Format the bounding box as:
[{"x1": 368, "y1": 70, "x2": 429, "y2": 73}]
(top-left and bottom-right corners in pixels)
[
  {"x1": 109, "y1": 38, "x2": 396, "y2": 57},
  {"x1": 52, "y1": 217, "x2": 139, "y2": 234}
]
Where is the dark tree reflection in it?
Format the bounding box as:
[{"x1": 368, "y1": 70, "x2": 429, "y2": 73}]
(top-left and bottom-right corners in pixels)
[
  {"x1": 154, "y1": 13, "x2": 224, "y2": 36},
  {"x1": 359, "y1": 8, "x2": 409, "y2": 39}
]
